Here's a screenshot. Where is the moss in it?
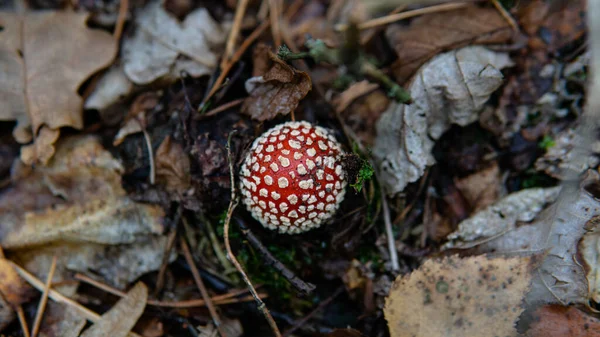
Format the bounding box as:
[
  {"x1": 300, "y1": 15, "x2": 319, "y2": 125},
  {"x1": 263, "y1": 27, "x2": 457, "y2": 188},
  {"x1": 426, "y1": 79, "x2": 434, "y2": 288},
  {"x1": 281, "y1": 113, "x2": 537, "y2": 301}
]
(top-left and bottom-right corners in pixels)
[{"x1": 538, "y1": 135, "x2": 556, "y2": 150}]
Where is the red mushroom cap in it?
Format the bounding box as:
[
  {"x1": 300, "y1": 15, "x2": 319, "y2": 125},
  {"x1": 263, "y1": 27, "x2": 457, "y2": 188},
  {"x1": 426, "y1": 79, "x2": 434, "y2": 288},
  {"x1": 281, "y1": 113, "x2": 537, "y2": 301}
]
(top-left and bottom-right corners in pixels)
[{"x1": 239, "y1": 121, "x2": 347, "y2": 234}]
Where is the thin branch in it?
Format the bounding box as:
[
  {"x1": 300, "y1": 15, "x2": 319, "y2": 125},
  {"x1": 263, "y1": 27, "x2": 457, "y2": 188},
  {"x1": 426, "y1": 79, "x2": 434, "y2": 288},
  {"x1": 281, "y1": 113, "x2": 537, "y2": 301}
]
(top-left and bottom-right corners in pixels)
[
  {"x1": 11, "y1": 262, "x2": 142, "y2": 337},
  {"x1": 335, "y1": 2, "x2": 469, "y2": 31},
  {"x1": 381, "y1": 193, "x2": 400, "y2": 271},
  {"x1": 222, "y1": 0, "x2": 250, "y2": 68},
  {"x1": 235, "y1": 218, "x2": 315, "y2": 295},
  {"x1": 269, "y1": 0, "x2": 282, "y2": 47},
  {"x1": 142, "y1": 127, "x2": 155, "y2": 185},
  {"x1": 491, "y1": 0, "x2": 519, "y2": 32},
  {"x1": 113, "y1": 0, "x2": 129, "y2": 42},
  {"x1": 31, "y1": 256, "x2": 57, "y2": 337},
  {"x1": 200, "y1": 98, "x2": 244, "y2": 118},
  {"x1": 224, "y1": 131, "x2": 282, "y2": 337},
  {"x1": 180, "y1": 237, "x2": 227, "y2": 337},
  {"x1": 154, "y1": 225, "x2": 178, "y2": 296},
  {"x1": 16, "y1": 306, "x2": 30, "y2": 337}
]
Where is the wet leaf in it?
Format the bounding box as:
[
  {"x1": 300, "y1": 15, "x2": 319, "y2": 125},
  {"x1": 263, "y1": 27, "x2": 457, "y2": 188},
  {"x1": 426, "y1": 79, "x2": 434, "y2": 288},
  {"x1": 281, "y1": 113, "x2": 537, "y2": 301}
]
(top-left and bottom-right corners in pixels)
[
  {"x1": 386, "y1": 5, "x2": 513, "y2": 84},
  {"x1": 0, "y1": 11, "x2": 116, "y2": 159},
  {"x1": 374, "y1": 46, "x2": 513, "y2": 195},
  {"x1": 80, "y1": 282, "x2": 147, "y2": 337},
  {"x1": 241, "y1": 51, "x2": 312, "y2": 121},
  {"x1": 443, "y1": 187, "x2": 561, "y2": 249},
  {"x1": 123, "y1": 0, "x2": 228, "y2": 85},
  {"x1": 527, "y1": 305, "x2": 600, "y2": 337},
  {"x1": 155, "y1": 135, "x2": 191, "y2": 194},
  {"x1": 384, "y1": 255, "x2": 535, "y2": 337}
]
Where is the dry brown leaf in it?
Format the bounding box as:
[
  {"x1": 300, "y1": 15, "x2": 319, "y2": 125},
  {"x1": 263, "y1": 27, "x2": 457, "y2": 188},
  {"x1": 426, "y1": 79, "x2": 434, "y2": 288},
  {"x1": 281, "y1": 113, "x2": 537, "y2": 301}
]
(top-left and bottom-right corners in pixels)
[
  {"x1": 20, "y1": 126, "x2": 60, "y2": 165},
  {"x1": 242, "y1": 52, "x2": 312, "y2": 121},
  {"x1": 384, "y1": 255, "x2": 535, "y2": 337},
  {"x1": 0, "y1": 258, "x2": 31, "y2": 306},
  {"x1": 333, "y1": 80, "x2": 379, "y2": 113},
  {"x1": 0, "y1": 11, "x2": 116, "y2": 148},
  {"x1": 0, "y1": 136, "x2": 164, "y2": 249},
  {"x1": 155, "y1": 135, "x2": 191, "y2": 193},
  {"x1": 80, "y1": 282, "x2": 148, "y2": 337},
  {"x1": 386, "y1": 5, "x2": 513, "y2": 84},
  {"x1": 577, "y1": 215, "x2": 600, "y2": 304},
  {"x1": 527, "y1": 305, "x2": 600, "y2": 337},
  {"x1": 0, "y1": 292, "x2": 15, "y2": 331},
  {"x1": 454, "y1": 163, "x2": 502, "y2": 211}
]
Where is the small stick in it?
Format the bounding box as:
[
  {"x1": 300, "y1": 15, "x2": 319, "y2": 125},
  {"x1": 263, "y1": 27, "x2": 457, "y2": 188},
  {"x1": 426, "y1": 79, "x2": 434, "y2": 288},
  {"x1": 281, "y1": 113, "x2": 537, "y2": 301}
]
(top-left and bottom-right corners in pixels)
[
  {"x1": 113, "y1": 0, "x2": 129, "y2": 42},
  {"x1": 282, "y1": 287, "x2": 345, "y2": 337},
  {"x1": 381, "y1": 193, "x2": 400, "y2": 271},
  {"x1": 335, "y1": 2, "x2": 469, "y2": 31},
  {"x1": 16, "y1": 306, "x2": 30, "y2": 337},
  {"x1": 154, "y1": 226, "x2": 178, "y2": 296},
  {"x1": 491, "y1": 0, "x2": 519, "y2": 32},
  {"x1": 224, "y1": 131, "x2": 282, "y2": 337},
  {"x1": 74, "y1": 273, "x2": 265, "y2": 308},
  {"x1": 31, "y1": 256, "x2": 57, "y2": 337},
  {"x1": 201, "y1": 98, "x2": 244, "y2": 118},
  {"x1": 180, "y1": 237, "x2": 227, "y2": 337},
  {"x1": 222, "y1": 0, "x2": 250, "y2": 68},
  {"x1": 235, "y1": 218, "x2": 315, "y2": 295},
  {"x1": 11, "y1": 262, "x2": 142, "y2": 337},
  {"x1": 142, "y1": 127, "x2": 155, "y2": 185},
  {"x1": 269, "y1": 0, "x2": 282, "y2": 47}
]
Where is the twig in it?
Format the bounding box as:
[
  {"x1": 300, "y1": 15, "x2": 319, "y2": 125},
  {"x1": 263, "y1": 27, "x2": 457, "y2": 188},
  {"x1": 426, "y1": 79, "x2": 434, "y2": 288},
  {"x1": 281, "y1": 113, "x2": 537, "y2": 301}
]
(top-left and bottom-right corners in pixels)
[
  {"x1": 201, "y1": 98, "x2": 244, "y2": 118},
  {"x1": 335, "y1": 2, "x2": 469, "y2": 31},
  {"x1": 31, "y1": 256, "x2": 57, "y2": 337},
  {"x1": 222, "y1": 0, "x2": 250, "y2": 68},
  {"x1": 224, "y1": 131, "x2": 281, "y2": 337},
  {"x1": 11, "y1": 262, "x2": 142, "y2": 337},
  {"x1": 198, "y1": 213, "x2": 238, "y2": 279},
  {"x1": 142, "y1": 128, "x2": 155, "y2": 185},
  {"x1": 269, "y1": 0, "x2": 282, "y2": 47},
  {"x1": 74, "y1": 273, "x2": 265, "y2": 308},
  {"x1": 154, "y1": 225, "x2": 178, "y2": 296},
  {"x1": 491, "y1": 0, "x2": 519, "y2": 32},
  {"x1": 381, "y1": 193, "x2": 400, "y2": 272},
  {"x1": 282, "y1": 287, "x2": 345, "y2": 337},
  {"x1": 235, "y1": 218, "x2": 316, "y2": 295},
  {"x1": 113, "y1": 0, "x2": 129, "y2": 42},
  {"x1": 16, "y1": 306, "x2": 30, "y2": 337},
  {"x1": 180, "y1": 237, "x2": 227, "y2": 337},
  {"x1": 202, "y1": 21, "x2": 270, "y2": 106}
]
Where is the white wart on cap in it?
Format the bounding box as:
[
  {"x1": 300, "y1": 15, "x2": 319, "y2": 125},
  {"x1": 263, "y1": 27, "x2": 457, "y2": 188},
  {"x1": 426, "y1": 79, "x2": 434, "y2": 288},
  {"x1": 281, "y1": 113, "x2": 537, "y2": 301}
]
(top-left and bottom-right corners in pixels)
[{"x1": 239, "y1": 121, "x2": 347, "y2": 234}]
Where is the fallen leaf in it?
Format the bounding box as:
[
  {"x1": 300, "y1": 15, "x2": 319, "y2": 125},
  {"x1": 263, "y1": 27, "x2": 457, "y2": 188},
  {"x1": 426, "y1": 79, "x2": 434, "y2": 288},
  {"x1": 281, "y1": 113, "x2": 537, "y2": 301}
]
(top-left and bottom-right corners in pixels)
[
  {"x1": 241, "y1": 51, "x2": 312, "y2": 121},
  {"x1": 535, "y1": 128, "x2": 600, "y2": 180},
  {"x1": 84, "y1": 64, "x2": 134, "y2": 112},
  {"x1": 0, "y1": 258, "x2": 31, "y2": 306},
  {"x1": 0, "y1": 11, "x2": 116, "y2": 147},
  {"x1": 122, "y1": 0, "x2": 228, "y2": 85},
  {"x1": 155, "y1": 136, "x2": 190, "y2": 193},
  {"x1": 80, "y1": 282, "x2": 148, "y2": 337},
  {"x1": 386, "y1": 5, "x2": 513, "y2": 84},
  {"x1": 577, "y1": 216, "x2": 600, "y2": 304},
  {"x1": 454, "y1": 163, "x2": 502, "y2": 211},
  {"x1": 332, "y1": 80, "x2": 379, "y2": 113},
  {"x1": 198, "y1": 318, "x2": 243, "y2": 337},
  {"x1": 342, "y1": 89, "x2": 390, "y2": 146},
  {"x1": 384, "y1": 255, "x2": 535, "y2": 337},
  {"x1": 0, "y1": 292, "x2": 15, "y2": 331},
  {"x1": 527, "y1": 305, "x2": 600, "y2": 337},
  {"x1": 373, "y1": 46, "x2": 513, "y2": 195},
  {"x1": 113, "y1": 92, "x2": 160, "y2": 146},
  {"x1": 37, "y1": 303, "x2": 86, "y2": 337},
  {"x1": 443, "y1": 187, "x2": 560, "y2": 249},
  {"x1": 19, "y1": 126, "x2": 60, "y2": 165},
  {"x1": 0, "y1": 136, "x2": 164, "y2": 249}
]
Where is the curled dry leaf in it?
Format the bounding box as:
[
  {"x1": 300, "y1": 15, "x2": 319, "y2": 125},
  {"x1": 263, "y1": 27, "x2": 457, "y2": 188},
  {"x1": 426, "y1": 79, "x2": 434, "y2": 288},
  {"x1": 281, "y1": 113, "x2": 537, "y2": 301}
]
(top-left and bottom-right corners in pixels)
[
  {"x1": 386, "y1": 5, "x2": 514, "y2": 84},
  {"x1": 443, "y1": 187, "x2": 561, "y2": 249},
  {"x1": 123, "y1": 0, "x2": 228, "y2": 85},
  {"x1": 527, "y1": 305, "x2": 600, "y2": 337},
  {"x1": 242, "y1": 51, "x2": 312, "y2": 121},
  {"x1": 384, "y1": 255, "x2": 535, "y2": 337},
  {"x1": 454, "y1": 163, "x2": 501, "y2": 211},
  {"x1": 374, "y1": 46, "x2": 513, "y2": 195},
  {"x1": 80, "y1": 282, "x2": 148, "y2": 337},
  {"x1": 0, "y1": 11, "x2": 116, "y2": 152},
  {"x1": 155, "y1": 135, "x2": 191, "y2": 194},
  {"x1": 0, "y1": 136, "x2": 164, "y2": 249}
]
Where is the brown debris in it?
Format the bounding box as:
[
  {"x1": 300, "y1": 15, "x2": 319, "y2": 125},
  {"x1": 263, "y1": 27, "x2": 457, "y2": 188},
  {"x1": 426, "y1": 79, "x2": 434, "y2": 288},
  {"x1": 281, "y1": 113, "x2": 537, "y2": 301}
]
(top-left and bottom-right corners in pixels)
[
  {"x1": 155, "y1": 136, "x2": 191, "y2": 194},
  {"x1": 454, "y1": 163, "x2": 502, "y2": 211},
  {"x1": 528, "y1": 305, "x2": 600, "y2": 337},
  {"x1": 386, "y1": 5, "x2": 514, "y2": 84}
]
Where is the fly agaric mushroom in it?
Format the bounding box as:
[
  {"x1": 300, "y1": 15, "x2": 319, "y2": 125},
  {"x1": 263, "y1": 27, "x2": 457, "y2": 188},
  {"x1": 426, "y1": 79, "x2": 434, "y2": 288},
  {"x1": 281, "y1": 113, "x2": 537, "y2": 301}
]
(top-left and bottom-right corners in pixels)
[{"x1": 239, "y1": 121, "x2": 347, "y2": 234}]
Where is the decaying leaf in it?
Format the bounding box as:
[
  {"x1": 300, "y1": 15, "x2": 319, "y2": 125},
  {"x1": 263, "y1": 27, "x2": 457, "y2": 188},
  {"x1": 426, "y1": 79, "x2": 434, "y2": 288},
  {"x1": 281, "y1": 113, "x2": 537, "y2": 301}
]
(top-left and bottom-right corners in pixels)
[
  {"x1": 386, "y1": 5, "x2": 514, "y2": 84},
  {"x1": 577, "y1": 216, "x2": 600, "y2": 304},
  {"x1": 155, "y1": 135, "x2": 191, "y2": 193},
  {"x1": 19, "y1": 126, "x2": 60, "y2": 165},
  {"x1": 374, "y1": 46, "x2": 513, "y2": 195},
  {"x1": 535, "y1": 128, "x2": 600, "y2": 180},
  {"x1": 242, "y1": 51, "x2": 312, "y2": 121},
  {"x1": 84, "y1": 64, "x2": 134, "y2": 112},
  {"x1": 454, "y1": 163, "x2": 502, "y2": 211},
  {"x1": 0, "y1": 11, "x2": 116, "y2": 150},
  {"x1": 0, "y1": 258, "x2": 31, "y2": 306},
  {"x1": 527, "y1": 305, "x2": 600, "y2": 337},
  {"x1": 37, "y1": 303, "x2": 86, "y2": 337},
  {"x1": 443, "y1": 187, "x2": 561, "y2": 249},
  {"x1": 0, "y1": 292, "x2": 15, "y2": 331},
  {"x1": 80, "y1": 282, "x2": 148, "y2": 337},
  {"x1": 0, "y1": 136, "x2": 164, "y2": 249},
  {"x1": 384, "y1": 255, "x2": 535, "y2": 337},
  {"x1": 123, "y1": 0, "x2": 228, "y2": 85}
]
